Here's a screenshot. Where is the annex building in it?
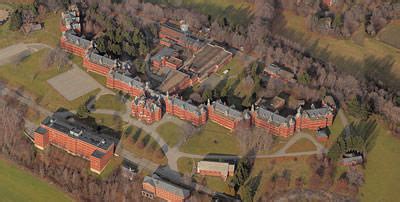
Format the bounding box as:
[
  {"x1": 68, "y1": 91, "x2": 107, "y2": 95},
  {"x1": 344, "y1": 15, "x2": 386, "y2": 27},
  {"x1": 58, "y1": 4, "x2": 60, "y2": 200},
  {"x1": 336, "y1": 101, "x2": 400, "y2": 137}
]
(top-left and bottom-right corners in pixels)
[
  {"x1": 142, "y1": 176, "x2": 190, "y2": 202},
  {"x1": 197, "y1": 161, "x2": 235, "y2": 181},
  {"x1": 34, "y1": 114, "x2": 115, "y2": 174}
]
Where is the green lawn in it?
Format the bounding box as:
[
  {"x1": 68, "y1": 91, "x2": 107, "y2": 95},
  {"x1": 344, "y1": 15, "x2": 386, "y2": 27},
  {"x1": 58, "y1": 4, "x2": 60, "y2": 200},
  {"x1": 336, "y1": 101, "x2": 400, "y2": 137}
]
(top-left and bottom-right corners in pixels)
[
  {"x1": 378, "y1": 20, "x2": 400, "y2": 49},
  {"x1": 180, "y1": 121, "x2": 240, "y2": 155},
  {"x1": 279, "y1": 11, "x2": 400, "y2": 76},
  {"x1": 96, "y1": 94, "x2": 126, "y2": 112},
  {"x1": 99, "y1": 157, "x2": 123, "y2": 179},
  {"x1": 217, "y1": 55, "x2": 246, "y2": 77},
  {"x1": 0, "y1": 157, "x2": 72, "y2": 202},
  {"x1": 359, "y1": 122, "x2": 400, "y2": 202},
  {"x1": 177, "y1": 157, "x2": 200, "y2": 175},
  {"x1": 326, "y1": 110, "x2": 346, "y2": 147},
  {"x1": 285, "y1": 138, "x2": 316, "y2": 153},
  {"x1": 156, "y1": 122, "x2": 183, "y2": 147},
  {"x1": 194, "y1": 175, "x2": 234, "y2": 195},
  {"x1": 0, "y1": 49, "x2": 100, "y2": 111},
  {"x1": 0, "y1": 12, "x2": 60, "y2": 48},
  {"x1": 121, "y1": 127, "x2": 168, "y2": 165}
]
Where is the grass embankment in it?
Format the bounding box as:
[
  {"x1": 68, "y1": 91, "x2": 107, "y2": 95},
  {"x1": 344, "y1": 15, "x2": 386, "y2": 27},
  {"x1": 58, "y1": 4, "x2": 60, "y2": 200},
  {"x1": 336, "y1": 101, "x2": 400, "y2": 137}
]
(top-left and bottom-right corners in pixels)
[
  {"x1": 279, "y1": 11, "x2": 400, "y2": 76},
  {"x1": 156, "y1": 122, "x2": 183, "y2": 147},
  {"x1": 180, "y1": 121, "x2": 240, "y2": 155},
  {"x1": 0, "y1": 49, "x2": 100, "y2": 111},
  {"x1": 377, "y1": 20, "x2": 400, "y2": 49},
  {"x1": 0, "y1": 157, "x2": 72, "y2": 202},
  {"x1": 96, "y1": 94, "x2": 126, "y2": 112},
  {"x1": 285, "y1": 138, "x2": 316, "y2": 153},
  {"x1": 326, "y1": 110, "x2": 346, "y2": 147},
  {"x1": 121, "y1": 127, "x2": 167, "y2": 165},
  {"x1": 359, "y1": 122, "x2": 400, "y2": 202},
  {"x1": 0, "y1": 12, "x2": 60, "y2": 48}
]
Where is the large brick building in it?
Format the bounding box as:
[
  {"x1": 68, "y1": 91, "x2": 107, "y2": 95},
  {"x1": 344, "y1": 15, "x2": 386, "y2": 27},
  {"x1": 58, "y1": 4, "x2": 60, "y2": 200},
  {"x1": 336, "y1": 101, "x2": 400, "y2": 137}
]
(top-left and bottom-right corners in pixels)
[
  {"x1": 106, "y1": 70, "x2": 145, "y2": 98},
  {"x1": 151, "y1": 47, "x2": 183, "y2": 70},
  {"x1": 34, "y1": 114, "x2": 115, "y2": 174},
  {"x1": 197, "y1": 161, "x2": 235, "y2": 181},
  {"x1": 295, "y1": 106, "x2": 334, "y2": 131},
  {"x1": 131, "y1": 93, "x2": 163, "y2": 124},
  {"x1": 207, "y1": 100, "x2": 243, "y2": 131},
  {"x1": 60, "y1": 30, "x2": 91, "y2": 58},
  {"x1": 251, "y1": 106, "x2": 296, "y2": 138},
  {"x1": 159, "y1": 22, "x2": 204, "y2": 52},
  {"x1": 83, "y1": 51, "x2": 117, "y2": 76},
  {"x1": 142, "y1": 176, "x2": 190, "y2": 202},
  {"x1": 164, "y1": 94, "x2": 207, "y2": 126}
]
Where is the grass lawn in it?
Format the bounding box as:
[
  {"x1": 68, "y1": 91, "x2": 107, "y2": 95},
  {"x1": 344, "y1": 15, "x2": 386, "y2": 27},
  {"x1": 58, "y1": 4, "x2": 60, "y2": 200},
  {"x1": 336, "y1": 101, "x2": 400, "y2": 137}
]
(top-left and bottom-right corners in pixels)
[
  {"x1": 0, "y1": 157, "x2": 72, "y2": 202},
  {"x1": 359, "y1": 122, "x2": 400, "y2": 202},
  {"x1": 194, "y1": 175, "x2": 235, "y2": 195},
  {"x1": 0, "y1": 49, "x2": 100, "y2": 111},
  {"x1": 377, "y1": 20, "x2": 400, "y2": 49},
  {"x1": 285, "y1": 138, "x2": 316, "y2": 153},
  {"x1": 99, "y1": 157, "x2": 123, "y2": 179},
  {"x1": 180, "y1": 121, "x2": 240, "y2": 155},
  {"x1": 217, "y1": 55, "x2": 246, "y2": 77},
  {"x1": 279, "y1": 11, "x2": 400, "y2": 76},
  {"x1": 251, "y1": 156, "x2": 312, "y2": 201},
  {"x1": 177, "y1": 157, "x2": 201, "y2": 175},
  {"x1": 96, "y1": 94, "x2": 126, "y2": 112},
  {"x1": 326, "y1": 110, "x2": 346, "y2": 147},
  {"x1": 121, "y1": 127, "x2": 167, "y2": 165},
  {"x1": 0, "y1": 12, "x2": 60, "y2": 48},
  {"x1": 156, "y1": 122, "x2": 183, "y2": 147}
]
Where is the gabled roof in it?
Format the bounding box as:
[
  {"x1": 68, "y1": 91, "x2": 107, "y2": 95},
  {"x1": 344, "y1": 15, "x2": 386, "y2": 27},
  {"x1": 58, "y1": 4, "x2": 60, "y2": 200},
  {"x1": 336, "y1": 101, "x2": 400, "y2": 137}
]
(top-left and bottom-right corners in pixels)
[
  {"x1": 256, "y1": 107, "x2": 292, "y2": 126},
  {"x1": 64, "y1": 31, "x2": 91, "y2": 49},
  {"x1": 303, "y1": 107, "x2": 331, "y2": 119},
  {"x1": 171, "y1": 97, "x2": 204, "y2": 115},
  {"x1": 213, "y1": 101, "x2": 242, "y2": 120},
  {"x1": 197, "y1": 161, "x2": 234, "y2": 177},
  {"x1": 143, "y1": 176, "x2": 190, "y2": 198},
  {"x1": 151, "y1": 47, "x2": 175, "y2": 62},
  {"x1": 88, "y1": 52, "x2": 116, "y2": 68},
  {"x1": 112, "y1": 71, "x2": 144, "y2": 89}
]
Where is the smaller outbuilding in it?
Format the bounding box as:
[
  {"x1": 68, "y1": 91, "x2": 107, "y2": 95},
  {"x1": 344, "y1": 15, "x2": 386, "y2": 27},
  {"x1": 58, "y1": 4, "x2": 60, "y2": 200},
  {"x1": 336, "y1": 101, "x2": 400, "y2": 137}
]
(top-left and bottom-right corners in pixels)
[{"x1": 197, "y1": 160, "x2": 235, "y2": 181}]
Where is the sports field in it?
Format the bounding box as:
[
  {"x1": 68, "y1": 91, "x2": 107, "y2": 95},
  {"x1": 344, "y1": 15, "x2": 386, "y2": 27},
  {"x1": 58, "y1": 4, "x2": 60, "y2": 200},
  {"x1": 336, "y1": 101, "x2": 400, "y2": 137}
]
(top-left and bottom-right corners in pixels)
[{"x1": 0, "y1": 158, "x2": 73, "y2": 202}]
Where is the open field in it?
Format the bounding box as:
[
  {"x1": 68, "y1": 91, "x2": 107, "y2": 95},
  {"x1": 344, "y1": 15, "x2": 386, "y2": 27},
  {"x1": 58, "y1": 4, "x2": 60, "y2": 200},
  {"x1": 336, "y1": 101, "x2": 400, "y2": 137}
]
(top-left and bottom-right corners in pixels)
[
  {"x1": 99, "y1": 157, "x2": 123, "y2": 179},
  {"x1": 121, "y1": 127, "x2": 167, "y2": 165},
  {"x1": 286, "y1": 138, "x2": 316, "y2": 153},
  {"x1": 195, "y1": 175, "x2": 235, "y2": 195},
  {"x1": 0, "y1": 157, "x2": 72, "y2": 202},
  {"x1": 0, "y1": 12, "x2": 60, "y2": 48},
  {"x1": 180, "y1": 121, "x2": 240, "y2": 155},
  {"x1": 279, "y1": 11, "x2": 400, "y2": 77},
  {"x1": 177, "y1": 157, "x2": 199, "y2": 175},
  {"x1": 96, "y1": 94, "x2": 126, "y2": 112},
  {"x1": 251, "y1": 156, "x2": 312, "y2": 201},
  {"x1": 359, "y1": 121, "x2": 400, "y2": 202},
  {"x1": 0, "y1": 49, "x2": 100, "y2": 111},
  {"x1": 156, "y1": 122, "x2": 183, "y2": 147},
  {"x1": 378, "y1": 20, "x2": 400, "y2": 49}
]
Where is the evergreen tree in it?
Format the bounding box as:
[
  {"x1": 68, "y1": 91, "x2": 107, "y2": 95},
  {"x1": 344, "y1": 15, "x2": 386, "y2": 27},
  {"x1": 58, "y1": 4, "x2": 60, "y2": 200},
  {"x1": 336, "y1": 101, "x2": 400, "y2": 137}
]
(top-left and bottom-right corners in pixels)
[
  {"x1": 9, "y1": 9, "x2": 23, "y2": 31},
  {"x1": 77, "y1": 103, "x2": 89, "y2": 119}
]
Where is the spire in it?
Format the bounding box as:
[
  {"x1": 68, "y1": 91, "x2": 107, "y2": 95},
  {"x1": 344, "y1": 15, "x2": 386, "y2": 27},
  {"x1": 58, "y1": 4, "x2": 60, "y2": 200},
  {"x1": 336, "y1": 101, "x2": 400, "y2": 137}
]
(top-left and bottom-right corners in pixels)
[
  {"x1": 251, "y1": 104, "x2": 255, "y2": 112},
  {"x1": 166, "y1": 91, "x2": 169, "y2": 98},
  {"x1": 207, "y1": 99, "x2": 210, "y2": 106}
]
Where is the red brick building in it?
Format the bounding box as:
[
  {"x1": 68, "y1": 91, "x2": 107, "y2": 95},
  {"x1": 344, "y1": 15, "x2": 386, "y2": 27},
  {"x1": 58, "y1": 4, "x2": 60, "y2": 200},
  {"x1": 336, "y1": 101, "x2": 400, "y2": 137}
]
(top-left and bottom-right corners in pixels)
[
  {"x1": 164, "y1": 94, "x2": 207, "y2": 126},
  {"x1": 34, "y1": 115, "x2": 115, "y2": 174},
  {"x1": 106, "y1": 71, "x2": 145, "y2": 98},
  {"x1": 142, "y1": 176, "x2": 190, "y2": 202},
  {"x1": 295, "y1": 106, "x2": 334, "y2": 131},
  {"x1": 131, "y1": 94, "x2": 163, "y2": 124},
  {"x1": 83, "y1": 52, "x2": 117, "y2": 76},
  {"x1": 207, "y1": 100, "x2": 243, "y2": 131},
  {"x1": 151, "y1": 47, "x2": 182, "y2": 70},
  {"x1": 251, "y1": 106, "x2": 295, "y2": 138},
  {"x1": 159, "y1": 22, "x2": 204, "y2": 51},
  {"x1": 60, "y1": 30, "x2": 91, "y2": 58},
  {"x1": 197, "y1": 161, "x2": 235, "y2": 181},
  {"x1": 264, "y1": 64, "x2": 296, "y2": 83}
]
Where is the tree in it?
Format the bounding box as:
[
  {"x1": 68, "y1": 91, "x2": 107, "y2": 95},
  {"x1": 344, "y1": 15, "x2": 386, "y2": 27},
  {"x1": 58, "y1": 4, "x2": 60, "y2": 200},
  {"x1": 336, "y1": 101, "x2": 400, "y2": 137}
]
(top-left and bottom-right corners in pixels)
[
  {"x1": 9, "y1": 9, "x2": 23, "y2": 31},
  {"x1": 202, "y1": 89, "x2": 212, "y2": 101},
  {"x1": 231, "y1": 157, "x2": 252, "y2": 191},
  {"x1": 77, "y1": 103, "x2": 89, "y2": 119}
]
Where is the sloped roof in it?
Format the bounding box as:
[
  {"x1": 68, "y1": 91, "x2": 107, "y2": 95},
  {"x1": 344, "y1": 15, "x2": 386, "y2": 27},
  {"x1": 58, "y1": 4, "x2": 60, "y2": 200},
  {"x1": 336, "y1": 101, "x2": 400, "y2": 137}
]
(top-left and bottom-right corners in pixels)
[
  {"x1": 303, "y1": 107, "x2": 331, "y2": 119},
  {"x1": 88, "y1": 52, "x2": 116, "y2": 68},
  {"x1": 213, "y1": 101, "x2": 242, "y2": 120},
  {"x1": 197, "y1": 161, "x2": 234, "y2": 177},
  {"x1": 143, "y1": 176, "x2": 190, "y2": 198},
  {"x1": 256, "y1": 107, "x2": 291, "y2": 126},
  {"x1": 64, "y1": 31, "x2": 91, "y2": 49},
  {"x1": 171, "y1": 97, "x2": 203, "y2": 115},
  {"x1": 112, "y1": 71, "x2": 144, "y2": 89}
]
